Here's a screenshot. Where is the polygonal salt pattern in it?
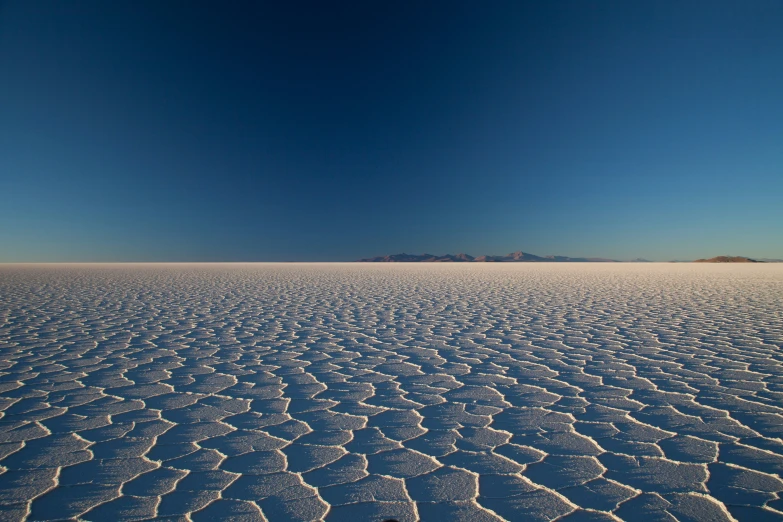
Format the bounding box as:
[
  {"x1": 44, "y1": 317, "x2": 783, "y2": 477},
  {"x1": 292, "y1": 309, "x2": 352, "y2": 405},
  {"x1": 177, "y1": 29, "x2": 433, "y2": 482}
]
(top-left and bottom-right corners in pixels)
[{"x1": 0, "y1": 263, "x2": 782, "y2": 521}]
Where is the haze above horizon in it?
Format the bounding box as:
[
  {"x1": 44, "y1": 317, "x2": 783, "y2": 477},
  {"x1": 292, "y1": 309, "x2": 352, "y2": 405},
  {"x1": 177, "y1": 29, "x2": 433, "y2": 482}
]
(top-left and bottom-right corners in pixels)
[{"x1": 1, "y1": 1, "x2": 782, "y2": 262}]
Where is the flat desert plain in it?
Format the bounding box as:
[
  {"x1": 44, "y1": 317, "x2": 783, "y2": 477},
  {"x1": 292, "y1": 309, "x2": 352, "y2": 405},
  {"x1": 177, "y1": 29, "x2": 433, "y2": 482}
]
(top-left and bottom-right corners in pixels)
[{"x1": 1, "y1": 263, "x2": 782, "y2": 521}]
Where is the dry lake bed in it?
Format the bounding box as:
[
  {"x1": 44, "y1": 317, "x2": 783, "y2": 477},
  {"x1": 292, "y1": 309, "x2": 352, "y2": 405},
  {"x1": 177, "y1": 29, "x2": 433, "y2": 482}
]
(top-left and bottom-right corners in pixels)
[{"x1": 1, "y1": 263, "x2": 782, "y2": 521}]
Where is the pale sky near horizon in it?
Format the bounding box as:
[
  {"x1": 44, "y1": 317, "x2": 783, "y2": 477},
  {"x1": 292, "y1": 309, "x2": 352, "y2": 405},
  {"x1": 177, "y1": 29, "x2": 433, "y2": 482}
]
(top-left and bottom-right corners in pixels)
[{"x1": 1, "y1": 1, "x2": 782, "y2": 261}]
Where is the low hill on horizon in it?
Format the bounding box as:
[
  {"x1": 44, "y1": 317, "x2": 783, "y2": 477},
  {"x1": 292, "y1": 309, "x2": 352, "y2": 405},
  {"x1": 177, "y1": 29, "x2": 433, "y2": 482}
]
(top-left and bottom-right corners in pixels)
[{"x1": 693, "y1": 256, "x2": 762, "y2": 263}]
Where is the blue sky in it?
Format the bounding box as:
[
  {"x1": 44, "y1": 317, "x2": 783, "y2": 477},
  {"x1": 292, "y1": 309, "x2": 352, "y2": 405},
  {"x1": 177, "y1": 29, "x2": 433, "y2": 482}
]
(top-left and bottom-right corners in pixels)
[{"x1": 1, "y1": 1, "x2": 781, "y2": 261}]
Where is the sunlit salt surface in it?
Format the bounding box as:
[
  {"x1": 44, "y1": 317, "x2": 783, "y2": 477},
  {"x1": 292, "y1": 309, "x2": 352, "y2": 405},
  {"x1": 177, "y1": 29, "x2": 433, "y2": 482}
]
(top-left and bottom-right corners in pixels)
[{"x1": 1, "y1": 263, "x2": 782, "y2": 521}]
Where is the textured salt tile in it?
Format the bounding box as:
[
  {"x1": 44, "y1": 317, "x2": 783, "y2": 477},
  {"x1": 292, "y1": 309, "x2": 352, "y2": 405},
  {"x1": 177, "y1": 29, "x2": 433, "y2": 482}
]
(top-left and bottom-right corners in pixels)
[
  {"x1": 600, "y1": 454, "x2": 708, "y2": 493},
  {"x1": 557, "y1": 510, "x2": 620, "y2": 521},
  {"x1": 155, "y1": 421, "x2": 234, "y2": 444},
  {"x1": 372, "y1": 409, "x2": 427, "y2": 440},
  {"x1": 718, "y1": 442, "x2": 783, "y2": 476},
  {"x1": 404, "y1": 429, "x2": 460, "y2": 457},
  {"x1": 295, "y1": 410, "x2": 366, "y2": 431},
  {"x1": 81, "y1": 494, "x2": 159, "y2": 520},
  {"x1": 90, "y1": 436, "x2": 156, "y2": 459},
  {"x1": 163, "y1": 403, "x2": 238, "y2": 424},
  {"x1": 223, "y1": 472, "x2": 303, "y2": 500},
  {"x1": 0, "y1": 441, "x2": 24, "y2": 462},
  {"x1": 367, "y1": 447, "x2": 441, "y2": 478},
  {"x1": 659, "y1": 435, "x2": 719, "y2": 463},
  {"x1": 707, "y1": 462, "x2": 783, "y2": 506},
  {"x1": 492, "y1": 407, "x2": 574, "y2": 434},
  {"x1": 595, "y1": 436, "x2": 664, "y2": 457},
  {"x1": 456, "y1": 426, "x2": 513, "y2": 451},
  {"x1": 144, "y1": 393, "x2": 202, "y2": 411},
  {"x1": 0, "y1": 422, "x2": 52, "y2": 443},
  {"x1": 323, "y1": 501, "x2": 417, "y2": 522},
  {"x1": 319, "y1": 474, "x2": 408, "y2": 504},
  {"x1": 419, "y1": 402, "x2": 492, "y2": 429},
  {"x1": 283, "y1": 443, "x2": 347, "y2": 473},
  {"x1": 301, "y1": 452, "x2": 368, "y2": 487},
  {"x1": 416, "y1": 500, "x2": 506, "y2": 521},
  {"x1": 0, "y1": 503, "x2": 28, "y2": 521},
  {"x1": 256, "y1": 493, "x2": 329, "y2": 521},
  {"x1": 525, "y1": 455, "x2": 605, "y2": 489},
  {"x1": 574, "y1": 421, "x2": 620, "y2": 439},
  {"x1": 1, "y1": 433, "x2": 91, "y2": 469},
  {"x1": 175, "y1": 469, "x2": 239, "y2": 492},
  {"x1": 665, "y1": 492, "x2": 734, "y2": 522},
  {"x1": 559, "y1": 478, "x2": 637, "y2": 511},
  {"x1": 406, "y1": 466, "x2": 478, "y2": 502},
  {"x1": 344, "y1": 427, "x2": 402, "y2": 455},
  {"x1": 29, "y1": 484, "x2": 120, "y2": 520},
  {"x1": 58, "y1": 457, "x2": 158, "y2": 486},
  {"x1": 442, "y1": 450, "x2": 526, "y2": 474},
  {"x1": 191, "y1": 499, "x2": 266, "y2": 521},
  {"x1": 261, "y1": 418, "x2": 312, "y2": 440},
  {"x1": 295, "y1": 428, "x2": 352, "y2": 446},
  {"x1": 165, "y1": 448, "x2": 225, "y2": 471},
  {"x1": 445, "y1": 385, "x2": 511, "y2": 408},
  {"x1": 480, "y1": 489, "x2": 575, "y2": 521},
  {"x1": 157, "y1": 489, "x2": 221, "y2": 516},
  {"x1": 725, "y1": 505, "x2": 783, "y2": 522},
  {"x1": 221, "y1": 450, "x2": 287, "y2": 475},
  {"x1": 199, "y1": 429, "x2": 288, "y2": 455},
  {"x1": 613, "y1": 492, "x2": 677, "y2": 521},
  {"x1": 121, "y1": 466, "x2": 187, "y2": 496},
  {"x1": 145, "y1": 441, "x2": 200, "y2": 462},
  {"x1": 493, "y1": 443, "x2": 547, "y2": 465},
  {"x1": 0, "y1": 468, "x2": 58, "y2": 504}
]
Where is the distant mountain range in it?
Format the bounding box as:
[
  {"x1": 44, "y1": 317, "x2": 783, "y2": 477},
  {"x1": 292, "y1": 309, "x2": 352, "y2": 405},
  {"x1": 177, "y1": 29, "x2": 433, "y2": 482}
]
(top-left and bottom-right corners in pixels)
[
  {"x1": 359, "y1": 251, "x2": 622, "y2": 263},
  {"x1": 358, "y1": 252, "x2": 778, "y2": 263}
]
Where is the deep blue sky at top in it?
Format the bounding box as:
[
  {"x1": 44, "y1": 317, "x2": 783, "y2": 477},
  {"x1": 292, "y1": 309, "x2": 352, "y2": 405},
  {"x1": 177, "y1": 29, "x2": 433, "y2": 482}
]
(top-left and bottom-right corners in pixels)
[{"x1": 1, "y1": 1, "x2": 781, "y2": 261}]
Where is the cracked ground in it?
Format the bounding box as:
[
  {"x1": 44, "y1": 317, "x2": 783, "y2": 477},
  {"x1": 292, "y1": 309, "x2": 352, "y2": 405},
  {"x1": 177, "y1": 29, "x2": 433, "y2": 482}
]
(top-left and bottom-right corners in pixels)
[{"x1": 1, "y1": 263, "x2": 782, "y2": 521}]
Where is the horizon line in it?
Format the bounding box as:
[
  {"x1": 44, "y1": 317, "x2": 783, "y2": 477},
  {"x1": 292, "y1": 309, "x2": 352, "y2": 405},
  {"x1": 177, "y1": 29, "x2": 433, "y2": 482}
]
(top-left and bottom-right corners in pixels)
[{"x1": 0, "y1": 260, "x2": 758, "y2": 265}]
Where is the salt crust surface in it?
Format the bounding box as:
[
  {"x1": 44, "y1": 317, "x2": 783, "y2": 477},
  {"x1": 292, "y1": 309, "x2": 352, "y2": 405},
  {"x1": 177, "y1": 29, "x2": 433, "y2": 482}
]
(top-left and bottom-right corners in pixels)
[{"x1": 1, "y1": 263, "x2": 782, "y2": 521}]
